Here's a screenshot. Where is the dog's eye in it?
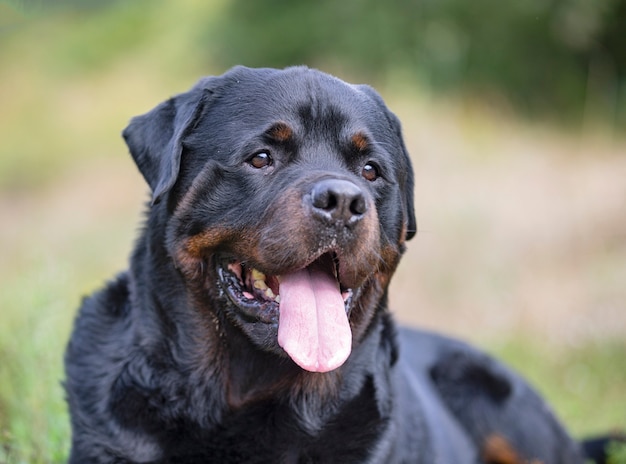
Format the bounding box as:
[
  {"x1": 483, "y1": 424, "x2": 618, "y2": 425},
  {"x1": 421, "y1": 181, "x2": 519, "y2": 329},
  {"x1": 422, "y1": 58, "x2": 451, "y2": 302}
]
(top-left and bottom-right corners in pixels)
[
  {"x1": 362, "y1": 163, "x2": 380, "y2": 182},
  {"x1": 248, "y1": 151, "x2": 273, "y2": 169}
]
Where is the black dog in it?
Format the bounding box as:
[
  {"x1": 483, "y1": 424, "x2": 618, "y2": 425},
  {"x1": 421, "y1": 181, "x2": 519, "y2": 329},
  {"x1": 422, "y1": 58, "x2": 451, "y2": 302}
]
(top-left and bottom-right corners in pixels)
[{"x1": 65, "y1": 66, "x2": 589, "y2": 463}]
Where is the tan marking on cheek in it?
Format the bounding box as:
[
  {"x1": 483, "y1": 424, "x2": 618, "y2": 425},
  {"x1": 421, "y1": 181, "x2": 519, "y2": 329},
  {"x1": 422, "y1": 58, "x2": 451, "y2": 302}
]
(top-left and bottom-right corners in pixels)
[
  {"x1": 350, "y1": 246, "x2": 398, "y2": 335},
  {"x1": 336, "y1": 203, "x2": 381, "y2": 289},
  {"x1": 175, "y1": 227, "x2": 265, "y2": 280},
  {"x1": 174, "y1": 228, "x2": 236, "y2": 276},
  {"x1": 185, "y1": 229, "x2": 234, "y2": 257},
  {"x1": 376, "y1": 243, "x2": 401, "y2": 289},
  {"x1": 351, "y1": 132, "x2": 370, "y2": 152},
  {"x1": 399, "y1": 221, "x2": 408, "y2": 247},
  {"x1": 267, "y1": 122, "x2": 293, "y2": 143}
]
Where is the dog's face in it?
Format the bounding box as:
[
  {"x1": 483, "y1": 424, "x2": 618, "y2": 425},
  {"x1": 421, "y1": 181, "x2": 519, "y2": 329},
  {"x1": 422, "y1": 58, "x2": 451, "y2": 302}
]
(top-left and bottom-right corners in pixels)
[{"x1": 123, "y1": 66, "x2": 415, "y2": 373}]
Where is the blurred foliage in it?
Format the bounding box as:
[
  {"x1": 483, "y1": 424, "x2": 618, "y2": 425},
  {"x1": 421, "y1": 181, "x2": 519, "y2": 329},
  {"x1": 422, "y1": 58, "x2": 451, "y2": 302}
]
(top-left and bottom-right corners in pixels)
[
  {"x1": 211, "y1": 0, "x2": 626, "y2": 127},
  {"x1": 609, "y1": 441, "x2": 626, "y2": 464},
  {"x1": 2, "y1": 0, "x2": 625, "y2": 129},
  {"x1": 0, "y1": 0, "x2": 216, "y2": 190}
]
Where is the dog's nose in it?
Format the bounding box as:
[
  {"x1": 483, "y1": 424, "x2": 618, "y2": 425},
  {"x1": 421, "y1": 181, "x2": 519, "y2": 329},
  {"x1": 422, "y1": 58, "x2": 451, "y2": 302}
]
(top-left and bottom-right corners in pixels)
[{"x1": 310, "y1": 179, "x2": 367, "y2": 226}]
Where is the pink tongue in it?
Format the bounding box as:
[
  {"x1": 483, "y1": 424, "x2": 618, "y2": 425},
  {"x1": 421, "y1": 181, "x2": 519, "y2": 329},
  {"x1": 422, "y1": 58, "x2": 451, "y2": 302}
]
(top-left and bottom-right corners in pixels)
[{"x1": 277, "y1": 260, "x2": 352, "y2": 373}]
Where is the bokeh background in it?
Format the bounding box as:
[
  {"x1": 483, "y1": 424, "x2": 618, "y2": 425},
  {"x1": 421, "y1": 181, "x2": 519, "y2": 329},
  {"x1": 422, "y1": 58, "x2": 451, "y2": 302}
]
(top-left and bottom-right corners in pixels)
[{"x1": 1, "y1": 0, "x2": 625, "y2": 462}]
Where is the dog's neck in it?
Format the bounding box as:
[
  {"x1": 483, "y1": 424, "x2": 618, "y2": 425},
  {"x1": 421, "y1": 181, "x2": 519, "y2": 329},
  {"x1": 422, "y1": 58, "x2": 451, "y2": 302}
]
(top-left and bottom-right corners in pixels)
[{"x1": 217, "y1": 308, "x2": 397, "y2": 437}]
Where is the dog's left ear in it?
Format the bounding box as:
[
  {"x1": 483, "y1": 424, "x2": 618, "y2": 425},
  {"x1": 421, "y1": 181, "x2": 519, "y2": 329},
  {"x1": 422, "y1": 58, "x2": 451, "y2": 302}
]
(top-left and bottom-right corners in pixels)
[
  {"x1": 357, "y1": 85, "x2": 416, "y2": 241},
  {"x1": 392, "y1": 116, "x2": 417, "y2": 241},
  {"x1": 123, "y1": 86, "x2": 212, "y2": 205}
]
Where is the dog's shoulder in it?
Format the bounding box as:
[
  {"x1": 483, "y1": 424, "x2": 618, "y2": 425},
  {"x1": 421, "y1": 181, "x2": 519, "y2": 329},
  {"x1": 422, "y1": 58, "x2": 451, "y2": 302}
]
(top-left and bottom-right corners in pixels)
[{"x1": 66, "y1": 272, "x2": 131, "y2": 354}]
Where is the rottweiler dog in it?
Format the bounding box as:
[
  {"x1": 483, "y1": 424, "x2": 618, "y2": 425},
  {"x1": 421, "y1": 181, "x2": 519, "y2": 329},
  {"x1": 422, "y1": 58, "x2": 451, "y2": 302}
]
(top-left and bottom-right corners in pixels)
[{"x1": 65, "y1": 66, "x2": 589, "y2": 463}]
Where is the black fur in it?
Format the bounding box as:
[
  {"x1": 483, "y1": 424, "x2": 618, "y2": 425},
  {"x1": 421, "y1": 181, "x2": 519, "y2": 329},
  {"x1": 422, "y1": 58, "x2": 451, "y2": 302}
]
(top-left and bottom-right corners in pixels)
[{"x1": 65, "y1": 66, "x2": 587, "y2": 463}]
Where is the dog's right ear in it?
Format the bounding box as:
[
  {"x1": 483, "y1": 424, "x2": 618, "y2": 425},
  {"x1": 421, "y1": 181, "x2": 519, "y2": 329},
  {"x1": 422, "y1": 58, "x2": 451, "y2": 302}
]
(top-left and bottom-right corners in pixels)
[{"x1": 123, "y1": 87, "x2": 212, "y2": 205}]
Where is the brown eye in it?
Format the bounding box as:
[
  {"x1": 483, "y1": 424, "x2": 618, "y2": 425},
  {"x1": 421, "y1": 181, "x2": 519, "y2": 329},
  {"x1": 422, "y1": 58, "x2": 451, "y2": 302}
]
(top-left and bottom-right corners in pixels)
[
  {"x1": 362, "y1": 162, "x2": 379, "y2": 181},
  {"x1": 249, "y1": 151, "x2": 272, "y2": 169}
]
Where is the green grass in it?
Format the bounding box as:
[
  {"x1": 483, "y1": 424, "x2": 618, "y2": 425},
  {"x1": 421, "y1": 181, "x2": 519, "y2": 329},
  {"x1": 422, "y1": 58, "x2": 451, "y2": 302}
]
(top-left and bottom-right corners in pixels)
[
  {"x1": 1, "y1": 260, "x2": 74, "y2": 462},
  {"x1": 0, "y1": 197, "x2": 140, "y2": 463},
  {"x1": 608, "y1": 441, "x2": 626, "y2": 464}
]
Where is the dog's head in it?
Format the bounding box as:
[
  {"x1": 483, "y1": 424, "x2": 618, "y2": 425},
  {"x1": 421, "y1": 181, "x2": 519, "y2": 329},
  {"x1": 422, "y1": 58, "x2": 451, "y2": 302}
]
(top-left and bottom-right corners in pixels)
[{"x1": 123, "y1": 66, "x2": 416, "y2": 373}]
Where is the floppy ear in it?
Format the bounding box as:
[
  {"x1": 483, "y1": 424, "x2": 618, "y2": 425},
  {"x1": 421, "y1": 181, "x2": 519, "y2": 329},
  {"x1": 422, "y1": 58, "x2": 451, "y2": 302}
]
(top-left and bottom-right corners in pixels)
[
  {"x1": 357, "y1": 85, "x2": 417, "y2": 241},
  {"x1": 393, "y1": 120, "x2": 417, "y2": 241},
  {"x1": 400, "y1": 144, "x2": 417, "y2": 241},
  {"x1": 122, "y1": 87, "x2": 211, "y2": 205}
]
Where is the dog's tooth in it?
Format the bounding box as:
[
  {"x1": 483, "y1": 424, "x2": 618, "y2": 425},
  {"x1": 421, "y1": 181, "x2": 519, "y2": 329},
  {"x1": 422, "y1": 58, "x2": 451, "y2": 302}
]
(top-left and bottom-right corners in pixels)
[
  {"x1": 275, "y1": 295, "x2": 281, "y2": 303},
  {"x1": 253, "y1": 279, "x2": 268, "y2": 290},
  {"x1": 264, "y1": 288, "x2": 275, "y2": 299},
  {"x1": 251, "y1": 269, "x2": 266, "y2": 281}
]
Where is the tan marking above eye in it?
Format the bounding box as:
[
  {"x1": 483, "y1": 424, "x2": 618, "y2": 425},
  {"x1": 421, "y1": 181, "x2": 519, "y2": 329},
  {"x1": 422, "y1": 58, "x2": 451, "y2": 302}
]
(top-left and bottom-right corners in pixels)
[
  {"x1": 351, "y1": 132, "x2": 370, "y2": 152},
  {"x1": 266, "y1": 122, "x2": 293, "y2": 143}
]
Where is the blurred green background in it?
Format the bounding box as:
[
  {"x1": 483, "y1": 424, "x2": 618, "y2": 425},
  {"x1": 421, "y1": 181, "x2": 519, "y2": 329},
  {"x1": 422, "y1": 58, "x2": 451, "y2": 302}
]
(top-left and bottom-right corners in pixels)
[{"x1": 1, "y1": 0, "x2": 625, "y2": 462}]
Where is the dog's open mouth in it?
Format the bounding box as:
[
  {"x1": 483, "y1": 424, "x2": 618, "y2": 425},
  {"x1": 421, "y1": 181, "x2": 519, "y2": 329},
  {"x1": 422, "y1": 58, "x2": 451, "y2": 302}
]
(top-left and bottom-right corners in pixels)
[{"x1": 218, "y1": 253, "x2": 354, "y2": 373}]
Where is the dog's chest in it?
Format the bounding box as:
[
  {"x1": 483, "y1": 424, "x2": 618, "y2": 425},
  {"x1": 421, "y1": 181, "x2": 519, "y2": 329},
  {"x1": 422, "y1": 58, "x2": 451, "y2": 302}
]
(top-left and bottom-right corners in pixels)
[{"x1": 158, "y1": 384, "x2": 389, "y2": 463}]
